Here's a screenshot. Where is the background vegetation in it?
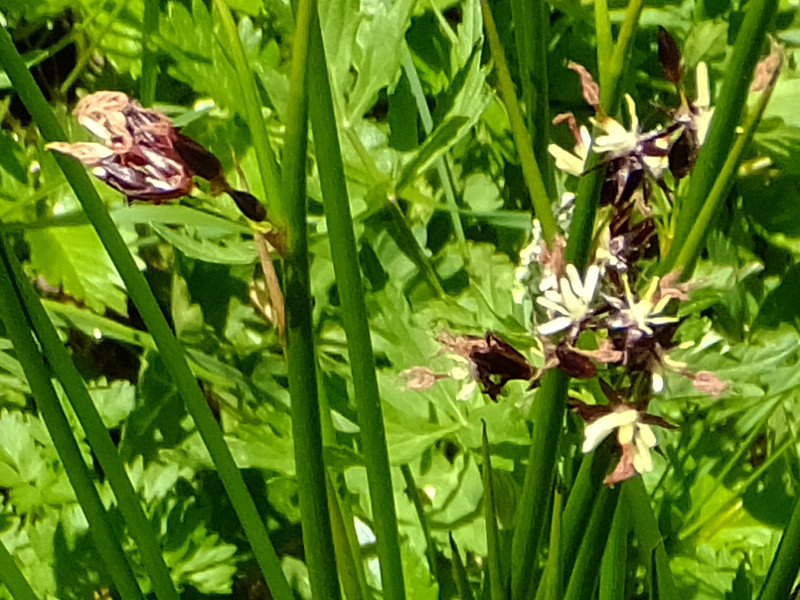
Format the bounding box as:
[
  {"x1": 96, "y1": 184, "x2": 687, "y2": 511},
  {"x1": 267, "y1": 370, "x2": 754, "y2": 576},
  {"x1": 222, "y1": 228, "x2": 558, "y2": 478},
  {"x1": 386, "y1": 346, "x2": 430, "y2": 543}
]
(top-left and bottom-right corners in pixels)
[{"x1": 0, "y1": 0, "x2": 800, "y2": 598}]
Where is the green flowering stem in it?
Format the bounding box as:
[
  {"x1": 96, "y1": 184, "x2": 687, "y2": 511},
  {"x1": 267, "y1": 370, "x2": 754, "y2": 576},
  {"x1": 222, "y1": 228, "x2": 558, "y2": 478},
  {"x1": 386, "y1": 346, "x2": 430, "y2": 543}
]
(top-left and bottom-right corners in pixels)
[
  {"x1": 662, "y1": 0, "x2": 777, "y2": 273},
  {"x1": 626, "y1": 478, "x2": 678, "y2": 599},
  {"x1": 510, "y1": 4, "x2": 644, "y2": 595},
  {"x1": 603, "y1": 0, "x2": 643, "y2": 115},
  {"x1": 481, "y1": 423, "x2": 506, "y2": 600},
  {"x1": 510, "y1": 369, "x2": 569, "y2": 599},
  {"x1": 318, "y1": 375, "x2": 370, "y2": 600},
  {"x1": 563, "y1": 484, "x2": 620, "y2": 599},
  {"x1": 558, "y1": 444, "x2": 615, "y2": 584},
  {"x1": 480, "y1": 0, "x2": 557, "y2": 243},
  {"x1": 305, "y1": 10, "x2": 407, "y2": 600},
  {"x1": 0, "y1": 236, "x2": 180, "y2": 600},
  {"x1": 598, "y1": 490, "x2": 629, "y2": 600},
  {"x1": 0, "y1": 26, "x2": 293, "y2": 600},
  {"x1": 541, "y1": 490, "x2": 563, "y2": 600},
  {"x1": 0, "y1": 536, "x2": 39, "y2": 600},
  {"x1": 282, "y1": 0, "x2": 341, "y2": 597},
  {"x1": 214, "y1": 0, "x2": 281, "y2": 222},
  {"x1": 510, "y1": 0, "x2": 555, "y2": 196},
  {"x1": 0, "y1": 255, "x2": 143, "y2": 600},
  {"x1": 594, "y1": 0, "x2": 612, "y2": 98}
]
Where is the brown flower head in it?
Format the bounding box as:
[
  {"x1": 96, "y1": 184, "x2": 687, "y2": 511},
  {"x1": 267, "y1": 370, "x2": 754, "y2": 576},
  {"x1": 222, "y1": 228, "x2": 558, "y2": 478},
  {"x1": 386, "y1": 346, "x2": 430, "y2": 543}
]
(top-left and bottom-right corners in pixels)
[
  {"x1": 47, "y1": 91, "x2": 266, "y2": 221},
  {"x1": 436, "y1": 331, "x2": 534, "y2": 400}
]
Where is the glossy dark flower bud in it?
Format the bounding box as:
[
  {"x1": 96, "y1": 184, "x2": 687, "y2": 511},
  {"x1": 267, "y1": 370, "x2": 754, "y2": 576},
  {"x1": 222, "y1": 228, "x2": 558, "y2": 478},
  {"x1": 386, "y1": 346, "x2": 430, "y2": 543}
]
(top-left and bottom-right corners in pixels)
[{"x1": 657, "y1": 27, "x2": 682, "y2": 85}]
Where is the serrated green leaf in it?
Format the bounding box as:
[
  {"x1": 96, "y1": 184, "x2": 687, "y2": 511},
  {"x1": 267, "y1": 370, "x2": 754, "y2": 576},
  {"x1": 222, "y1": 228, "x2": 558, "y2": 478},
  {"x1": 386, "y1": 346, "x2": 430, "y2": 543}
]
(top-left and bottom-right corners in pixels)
[
  {"x1": 26, "y1": 225, "x2": 127, "y2": 314},
  {"x1": 151, "y1": 223, "x2": 257, "y2": 264}
]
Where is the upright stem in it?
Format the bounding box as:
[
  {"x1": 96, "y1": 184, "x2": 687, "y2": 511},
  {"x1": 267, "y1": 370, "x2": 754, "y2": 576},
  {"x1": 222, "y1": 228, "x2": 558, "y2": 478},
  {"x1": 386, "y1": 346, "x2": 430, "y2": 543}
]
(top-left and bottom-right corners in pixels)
[
  {"x1": 214, "y1": 0, "x2": 281, "y2": 222},
  {"x1": 306, "y1": 12, "x2": 407, "y2": 600},
  {"x1": 282, "y1": 0, "x2": 341, "y2": 597},
  {"x1": 508, "y1": 4, "x2": 644, "y2": 595},
  {"x1": 480, "y1": 0, "x2": 557, "y2": 243}
]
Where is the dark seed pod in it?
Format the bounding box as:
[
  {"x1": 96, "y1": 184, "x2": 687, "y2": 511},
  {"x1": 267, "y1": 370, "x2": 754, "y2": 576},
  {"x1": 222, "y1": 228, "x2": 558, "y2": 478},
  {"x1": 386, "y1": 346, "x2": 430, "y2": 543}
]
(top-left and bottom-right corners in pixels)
[
  {"x1": 555, "y1": 343, "x2": 597, "y2": 379},
  {"x1": 657, "y1": 27, "x2": 682, "y2": 85},
  {"x1": 668, "y1": 128, "x2": 698, "y2": 179},
  {"x1": 228, "y1": 189, "x2": 267, "y2": 222},
  {"x1": 173, "y1": 133, "x2": 225, "y2": 182},
  {"x1": 468, "y1": 332, "x2": 534, "y2": 400}
]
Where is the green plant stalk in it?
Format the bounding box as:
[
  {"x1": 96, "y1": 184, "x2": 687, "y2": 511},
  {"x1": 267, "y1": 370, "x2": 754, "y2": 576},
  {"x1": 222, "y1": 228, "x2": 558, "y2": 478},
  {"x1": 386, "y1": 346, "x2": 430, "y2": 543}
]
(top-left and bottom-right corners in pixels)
[
  {"x1": 626, "y1": 478, "x2": 678, "y2": 600},
  {"x1": 594, "y1": 0, "x2": 612, "y2": 98},
  {"x1": 542, "y1": 490, "x2": 563, "y2": 600},
  {"x1": 603, "y1": 0, "x2": 643, "y2": 114},
  {"x1": 757, "y1": 490, "x2": 800, "y2": 600},
  {"x1": 480, "y1": 0, "x2": 557, "y2": 243},
  {"x1": 282, "y1": 1, "x2": 341, "y2": 597},
  {"x1": 691, "y1": 437, "x2": 792, "y2": 543},
  {"x1": 510, "y1": 0, "x2": 555, "y2": 196},
  {"x1": 599, "y1": 490, "x2": 629, "y2": 600},
  {"x1": 213, "y1": 0, "x2": 282, "y2": 222},
  {"x1": 0, "y1": 537, "x2": 39, "y2": 600},
  {"x1": 557, "y1": 444, "x2": 614, "y2": 580},
  {"x1": 563, "y1": 484, "x2": 620, "y2": 600},
  {"x1": 531, "y1": 0, "x2": 554, "y2": 196},
  {"x1": 318, "y1": 376, "x2": 369, "y2": 600},
  {"x1": 140, "y1": 0, "x2": 159, "y2": 106},
  {"x1": 401, "y1": 464, "x2": 437, "y2": 578},
  {"x1": 534, "y1": 445, "x2": 614, "y2": 600},
  {"x1": 0, "y1": 259, "x2": 143, "y2": 600},
  {"x1": 0, "y1": 28, "x2": 294, "y2": 600},
  {"x1": 510, "y1": 369, "x2": 568, "y2": 599},
  {"x1": 0, "y1": 236, "x2": 179, "y2": 600},
  {"x1": 305, "y1": 13, "x2": 407, "y2": 600},
  {"x1": 664, "y1": 0, "x2": 777, "y2": 266},
  {"x1": 481, "y1": 423, "x2": 506, "y2": 600},
  {"x1": 666, "y1": 64, "x2": 780, "y2": 275},
  {"x1": 400, "y1": 45, "x2": 466, "y2": 246},
  {"x1": 327, "y1": 475, "x2": 364, "y2": 600}
]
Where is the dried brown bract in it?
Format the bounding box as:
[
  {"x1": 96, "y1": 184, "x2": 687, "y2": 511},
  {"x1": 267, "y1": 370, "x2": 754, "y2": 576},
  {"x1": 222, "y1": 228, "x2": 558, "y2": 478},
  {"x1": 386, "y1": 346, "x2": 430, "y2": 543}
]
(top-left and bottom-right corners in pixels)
[{"x1": 567, "y1": 61, "x2": 601, "y2": 110}]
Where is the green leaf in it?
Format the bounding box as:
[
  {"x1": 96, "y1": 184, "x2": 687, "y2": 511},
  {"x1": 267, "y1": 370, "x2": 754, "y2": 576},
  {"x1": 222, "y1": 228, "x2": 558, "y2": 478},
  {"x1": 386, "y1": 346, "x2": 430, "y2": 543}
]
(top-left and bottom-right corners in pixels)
[
  {"x1": 347, "y1": 0, "x2": 416, "y2": 121},
  {"x1": 753, "y1": 119, "x2": 800, "y2": 176},
  {"x1": 463, "y1": 173, "x2": 502, "y2": 213},
  {"x1": 26, "y1": 225, "x2": 127, "y2": 314},
  {"x1": 151, "y1": 223, "x2": 257, "y2": 265},
  {"x1": 385, "y1": 419, "x2": 461, "y2": 465}
]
